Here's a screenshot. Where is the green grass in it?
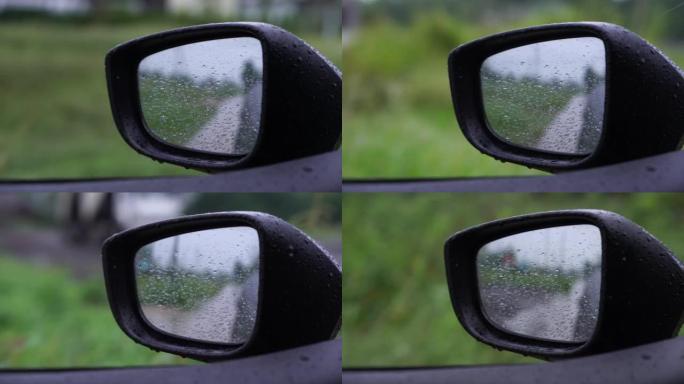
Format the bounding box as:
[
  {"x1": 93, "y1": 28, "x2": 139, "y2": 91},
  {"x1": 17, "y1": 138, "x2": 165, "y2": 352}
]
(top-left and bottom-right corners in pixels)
[
  {"x1": 0, "y1": 21, "x2": 338, "y2": 179},
  {"x1": 0, "y1": 255, "x2": 192, "y2": 367},
  {"x1": 0, "y1": 21, "x2": 195, "y2": 178},
  {"x1": 342, "y1": 194, "x2": 684, "y2": 367},
  {"x1": 343, "y1": 105, "x2": 545, "y2": 178},
  {"x1": 478, "y1": 267, "x2": 577, "y2": 294},
  {"x1": 137, "y1": 271, "x2": 231, "y2": 310},
  {"x1": 341, "y1": 16, "x2": 548, "y2": 179}
]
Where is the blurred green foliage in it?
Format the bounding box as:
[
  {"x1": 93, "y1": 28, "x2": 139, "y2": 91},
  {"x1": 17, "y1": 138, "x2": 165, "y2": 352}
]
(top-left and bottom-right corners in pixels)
[
  {"x1": 343, "y1": 0, "x2": 684, "y2": 178},
  {"x1": 0, "y1": 17, "x2": 338, "y2": 179},
  {"x1": 342, "y1": 193, "x2": 684, "y2": 367},
  {"x1": 0, "y1": 255, "x2": 190, "y2": 367}
]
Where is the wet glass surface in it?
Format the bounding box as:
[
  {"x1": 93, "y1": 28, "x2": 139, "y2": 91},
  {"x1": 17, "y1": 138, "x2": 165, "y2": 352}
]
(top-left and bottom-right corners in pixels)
[
  {"x1": 481, "y1": 37, "x2": 606, "y2": 155},
  {"x1": 138, "y1": 38, "x2": 263, "y2": 156},
  {"x1": 135, "y1": 226, "x2": 260, "y2": 344},
  {"x1": 476, "y1": 225, "x2": 602, "y2": 342}
]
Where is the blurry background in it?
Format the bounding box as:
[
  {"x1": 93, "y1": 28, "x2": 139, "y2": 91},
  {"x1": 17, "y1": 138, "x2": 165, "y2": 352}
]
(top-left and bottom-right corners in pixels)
[
  {"x1": 0, "y1": 0, "x2": 340, "y2": 179},
  {"x1": 0, "y1": 192, "x2": 340, "y2": 367},
  {"x1": 342, "y1": 0, "x2": 684, "y2": 178},
  {"x1": 342, "y1": 193, "x2": 684, "y2": 367}
]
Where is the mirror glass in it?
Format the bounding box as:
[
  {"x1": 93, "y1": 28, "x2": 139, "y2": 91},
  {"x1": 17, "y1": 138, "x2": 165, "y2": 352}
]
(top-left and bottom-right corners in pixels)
[
  {"x1": 481, "y1": 37, "x2": 606, "y2": 155},
  {"x1": 476, "y1": 224, "x2": 602, "y2": 343},
  {"x1": 134, "y1": 226, "x2": 260, "y2": 344},
  {"x1": 138, "y1": 37, "x2": 263, "y2": 156}
]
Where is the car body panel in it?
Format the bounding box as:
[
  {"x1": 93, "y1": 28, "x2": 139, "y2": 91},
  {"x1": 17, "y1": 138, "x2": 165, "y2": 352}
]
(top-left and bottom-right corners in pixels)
[
  {"x1": 344, "y1": 151, "x2": 684, "y2": 192},
  {"x1": 0, "y1": 340, "x2": 340, "y2": 384},
  {"x1": 343, "y1": 337, "x2": 684, "y2": 384},
  {"x1": 0, "y1": 151, "x2": 340, "y2": 192}
]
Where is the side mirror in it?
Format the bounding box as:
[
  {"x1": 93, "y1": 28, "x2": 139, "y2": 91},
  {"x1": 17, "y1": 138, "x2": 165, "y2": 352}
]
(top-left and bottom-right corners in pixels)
[
  {"x1": 106, "y1": 23, "x2": 341, "y2": 172},
  {"x1": 449, "y1": 22, "x2": 684, "y2": 172},
  {"x1": 444, "y1": 209, "x2": 684, "y2": 360},
  {"x1": 102, "y1": 212, "x2": 341, "y2": 361}
]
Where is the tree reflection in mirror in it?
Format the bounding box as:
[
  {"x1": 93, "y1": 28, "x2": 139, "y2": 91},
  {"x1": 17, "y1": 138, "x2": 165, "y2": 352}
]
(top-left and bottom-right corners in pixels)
[
  {"x1": 134, "y1": 227, "x2": 260, "y2": 345},
  {"x1": 481, "y1": 38, "x2": 606, "y2": 155},
  {"x1": 476, "y1": 225, "x2": 602, "y2": 343},
  {"x1": 138, "y1": 37, "x2": 263, "y2": 156}
]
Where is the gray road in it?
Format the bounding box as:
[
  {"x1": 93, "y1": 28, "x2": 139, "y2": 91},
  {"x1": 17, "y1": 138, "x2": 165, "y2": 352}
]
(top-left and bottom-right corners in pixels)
[
  {"x1": 502, "y1": 279, "x2": 586, "y2": 342},
  {"x1": 536, "y1": 95, "x2": 587, "y2": 154},
  {"x1": 188, "y1": 96, "x2": 245, "y2": 154},
  {"x1": 142, "y1": 283, "x2": 245, "y2": 344}
]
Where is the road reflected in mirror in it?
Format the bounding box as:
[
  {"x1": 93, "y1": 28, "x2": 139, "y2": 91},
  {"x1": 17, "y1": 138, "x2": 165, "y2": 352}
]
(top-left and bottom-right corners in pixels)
[
  {"x1": 481, "y1": 37, "x2": 606, "y2": 155},
  {"x1": 135, "y1": 226, "x2": 260, "y2": 344},
  {"x1": 138, "y1": 38, "x2": 263, "y2": 156},
  {"x1": 476, "y1": 224, "x2": 602, "y2": 342}
]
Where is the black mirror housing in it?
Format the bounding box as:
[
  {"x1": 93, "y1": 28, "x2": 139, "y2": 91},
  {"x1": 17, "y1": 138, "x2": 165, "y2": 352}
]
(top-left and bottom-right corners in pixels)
[
  {"x1": 106, "y1": 22, "x2": 341, "y2": 173},
  {"x1": 444, "y1": 209, "x2": 684, "y2": 360},
  {"x1": 102, "y1": 212, "x2": 341, "y2": 361},
  {"x1": 449, "y1": 22, "x2": 684, "y2": 173}
]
